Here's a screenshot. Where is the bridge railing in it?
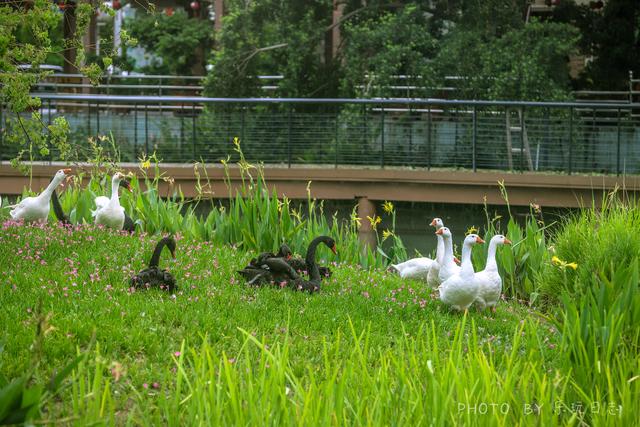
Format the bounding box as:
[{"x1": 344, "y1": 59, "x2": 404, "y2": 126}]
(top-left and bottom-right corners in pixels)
[{"x1": 1, "y1": 95, "x2": 639, "y2": 175}]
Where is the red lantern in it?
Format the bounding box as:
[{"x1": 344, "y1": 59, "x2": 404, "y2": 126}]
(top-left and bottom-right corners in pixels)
[
  {"x1": 112, "y1": 0, "x2": 121, "y2": 10},
  {"x1": 190, "y1": 1, "x2": 200, "y2": 11}
]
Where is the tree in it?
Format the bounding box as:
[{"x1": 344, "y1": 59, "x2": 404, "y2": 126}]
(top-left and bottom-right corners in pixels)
[
  {"x1": 434, "y1": 21, "x2": 579, "y2": 101},
  {"x1": 553, "y1": 0, "x2": 640, "y2": 90},
  {"x1": 340, "y1": 4, "x2": 437, "y2": 98},
  {"x1": 0, "y1": 0, "x2": 124, "y2": 169},
  {"x1": 205, "y1": 0, "x2": 338, "y2": 98},
  {"x1": 126, "y1": 9, "x2": 212, "y2": 75}
]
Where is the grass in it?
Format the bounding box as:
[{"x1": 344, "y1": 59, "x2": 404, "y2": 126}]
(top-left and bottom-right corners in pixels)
[{"x1": 1, "y1": 222, "x2": 638, "y2": 425}]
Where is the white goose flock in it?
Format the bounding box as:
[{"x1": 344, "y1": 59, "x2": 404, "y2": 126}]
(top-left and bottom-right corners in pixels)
[{"x1": 393, "y1": 219, "x2": 511, "y2": 313}]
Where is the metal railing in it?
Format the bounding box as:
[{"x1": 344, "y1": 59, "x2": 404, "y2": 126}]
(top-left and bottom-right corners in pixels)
[
  {"x1": 31, "y1": 74, "x2": 284, "y2": 97},
  {"x1": 32, "y1": 72, "x2": 640, "y2": 104},
  {"x1": 1, "y1": 94, "x2": 639, "y2": 175}
]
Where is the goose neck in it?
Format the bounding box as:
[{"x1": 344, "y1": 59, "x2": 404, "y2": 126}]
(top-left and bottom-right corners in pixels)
[
  {"x1": 436, "y1": 234, "x2": 444, "y2": 264},
  {"x1": 460, "y1": 243, "x2": 474, "y2": 275},
  {"x1": 485, "y1": 240, "x2": 498, "y2": 271}
]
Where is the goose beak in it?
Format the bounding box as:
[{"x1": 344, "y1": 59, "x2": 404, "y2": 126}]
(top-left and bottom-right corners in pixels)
[
  {"x1": 435, "y1": 229, "x2": 443, "y2": 235},
  {"x1": 504, "y1": 238, "x2": 512, "y2": 245},
  {"x1": 430, "y1": 218, "x2": 437, "y2": 227},
  {"x1": 62, "y1": 168, "x2": 72, "y2": 175},
  {"x1": 454, "y1": 257, "x2": 461, "y2": 265},
  {"x1": 476, "y1": 237, "x2": 485, "y2": 244},
  {"x1": 331, "y1": 244, "x2": 337, "y2": 255},
  {"x1": 123, "y1": 181, "x2": 132, "y2": 192}
]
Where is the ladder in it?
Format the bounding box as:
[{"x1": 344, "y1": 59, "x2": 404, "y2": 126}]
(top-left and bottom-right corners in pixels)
[{"x1": 505, "y1": 109, "x2": 534, "y2": 171}]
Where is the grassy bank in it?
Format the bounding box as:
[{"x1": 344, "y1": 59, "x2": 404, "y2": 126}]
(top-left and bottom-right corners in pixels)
[{"x1": 1, "y1": 222, "x2": 638, "y2": 425}]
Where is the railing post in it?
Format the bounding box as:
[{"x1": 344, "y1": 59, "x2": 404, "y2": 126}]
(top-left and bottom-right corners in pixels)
[
  {"x1": 287, "y1": 105, "x2": 292, "y2": 168},
  {"x1": 568, "y1": 107, "x2": 573, "y2": 175},
  {"x1": 180, "y1": 104, "x2": 184, "y2": 161},
  {"x1": 133, "y1": 103, "x2": 138, "y2": 159},
  {"x1": 544, "y1": 108, "x2": 550, "y2": 171},
  {"x1": 472, "y1": 106, "x2": 477, "y2": 172},
  {"x1": 87, "y1": 100, "x2": 91, "y2": 136},
  {"x1": 519, "y1": 106, "x2": 524, "y2": 173},
  {"x1": 145, "y1": 104, "x2": 149, "y2": 155},
  {"x1": 192, "y1": 103, "x2": 196, "y2": 161},
  {"x1": 96, "y1": 100, "x2": 100, "y2": 135},
  {"x1": 47, "y1": 99, "x2": 52, "y2": 164},
  {"x1": 334, "y1": 109, "x2": 339, "y2": 168},
  {"x1": 616, "y1": 108, "x2": 621, "y2": 176},
  {"x1": 380, "y1": 105, "x2": 385, "y2": 168},
  {"x1": 240, "y1": 104, "x2": 245, "y2": 144},
  {"x1": 427, "y1": 104, "x2": 432, "y2": 170}
]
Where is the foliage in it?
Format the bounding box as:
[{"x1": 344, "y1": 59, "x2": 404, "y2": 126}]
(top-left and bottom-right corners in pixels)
[
  {"x1": 0, "y1": 0, "x2": 121, "y2": 168},
  {"x1": 126, "y1": 9, "x2": 212, "y2": 75},
  {"x1": 553, "y1": 0, "x2": 640, "y2": 90},
  {"x1": 205, "y1": 0, "x2": 338, "y2": 98},
  {"x1": 0, "y1": 303, "x2": 88, "y2": 425},
  {"x1": 539, "y1": 192, "x2": 640, "y2": 303},
  {"x1": 434, "y1": 20, "x2": 579, "y2": 101},
  {"x1": 0, "y1": 222, "x2": 638, "y2": 424},
  {"x1": 340, "y1": 4, "x2": 436, "y2": 98}
]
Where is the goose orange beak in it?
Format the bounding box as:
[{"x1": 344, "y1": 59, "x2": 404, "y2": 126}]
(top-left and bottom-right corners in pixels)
[
  {"x1": 435, "y1": 229, "x2": 444, "y2": 235},
  {"x1": 430, "y1": 218, "x2": 437, "y2": 227},
  {"x1": 504, "y1": 238, "x2": 512, "y2": 245},
  {"x1": 331, "y1": 244, "x2": 337, "y2": 255},
  {"x1": 454, "y1": 257, "x2": 460, "y2": 265},
  {"x1": 476, "y1": 236, "x2": 485, "y2": 244},
  {"x1": 286, "y1": 254, "x2": 292, "y2": 260},
  {"x1": 62, "y1": 168, "x2": 72, "y2": 174}
]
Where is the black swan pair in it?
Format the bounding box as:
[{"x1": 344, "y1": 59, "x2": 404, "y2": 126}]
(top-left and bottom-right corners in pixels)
[{"x1": 237, "y1": 236, "x2": 337, "y2": 292}]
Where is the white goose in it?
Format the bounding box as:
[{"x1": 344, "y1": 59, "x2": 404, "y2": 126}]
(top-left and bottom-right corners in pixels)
[
  {"x1": 9, "y1": 169, "x2": 72, "y2": 223},
  {"x1": 437, "y1": 227, "x2": 460, "y2": 283},
  {"x1": 474, "y1": 234, "x2": 511, "y2": 312},
  {"x1": 390, "y1": 218, "x2": 443, "y2": 281},
  {"x1": 93, "y1": 172, "x2": 129, "y2": 230},
  {"x1": 426, "y1": 218, "x2": 446, "y2": 288},
  {"x1": 438, "y1": 232, "x2": 485, "y2": 312}
]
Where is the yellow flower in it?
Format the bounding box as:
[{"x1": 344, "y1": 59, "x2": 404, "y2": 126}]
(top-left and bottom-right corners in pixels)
[
  {"x1": 367, "y1": 215, "x2": 382, "y2": 230},
  {"x1": 552, "y1": 255, "x2": 578, "y2": 270},
  {"x1": 382, "y1": 229, "x2": 394, "y2": 242},
  {"x1": 350, "y1": 212, "x2": 362, "y2": 228},
  {"x1": 466, "y1": 225, "x2": 479, "y2": 235},
  {"x1": 382, "y1": 201, "x2": 394, "y2": 214},
  {"x1": 141, "y1": 159, "x2": 151, "y2": 169}
]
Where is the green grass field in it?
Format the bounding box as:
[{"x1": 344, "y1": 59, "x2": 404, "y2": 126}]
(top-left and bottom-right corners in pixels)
[{"x1": 1, "y1": 220, "x2": 637, "y2": 425}]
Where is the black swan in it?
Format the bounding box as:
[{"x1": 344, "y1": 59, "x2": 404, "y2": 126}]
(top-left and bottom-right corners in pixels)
[
  {"x1": 286, "y1": 250, "x2": 332, "y2": 279},
  {"x1": 51, "y1": 178, "x2": 135, "y2": 232},
  {"x1": 239, "y1": 236, "x2": 337, "y2": 292},
  {"x1": 237, "y1": 244, "x2": 293, "y2": 285},
  {"x1": 130, "y1": 237, "x2": 177, "y2": 292}
]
